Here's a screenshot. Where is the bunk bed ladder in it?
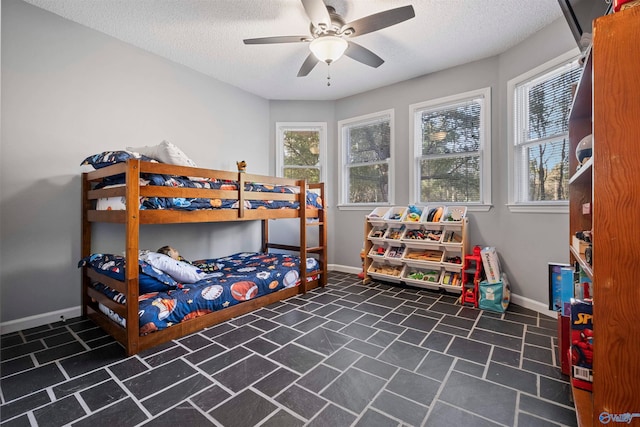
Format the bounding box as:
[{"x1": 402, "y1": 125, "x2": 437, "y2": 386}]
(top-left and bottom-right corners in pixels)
[
  {"x1": 261, "y1": 180, "x2": 327, "y2": 292},
  {"x1": 308, "y1": 183, "x2": 327, "y2": 288}
]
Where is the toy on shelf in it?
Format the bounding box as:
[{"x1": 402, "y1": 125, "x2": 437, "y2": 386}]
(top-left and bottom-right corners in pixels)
[
  {"x1": 425, "y1": 206, "x2": 444, "y2": 223},
  {"x1": 385, "y1": 207, "x2": 406, "y2": 222},
  {"x1": 570, "y1": 299, "x2": 593, "y2": 391},
  {"x1": 404, "y1": 205, "x2": 422, "y2": 222},
  {"x1": 407, "y1": 269, "x2": 440, "y2": 283},
  {"x1": 404, "y1": 229, "x2": 442, "y2": 242},
  {"x1": 368, "y1": 263, "x2": 403, "y2": 277},
  {"x1": 460, "y1": 245, "x2": 484, "y2": 307},
  {"x1": 442, "y1": 271, "x2": 461, "y2": 286}
]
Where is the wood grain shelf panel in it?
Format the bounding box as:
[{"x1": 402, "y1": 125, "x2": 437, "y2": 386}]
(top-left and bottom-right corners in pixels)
[{"x1": 572, "y1": 386, "x2": 593, "y2": 427}]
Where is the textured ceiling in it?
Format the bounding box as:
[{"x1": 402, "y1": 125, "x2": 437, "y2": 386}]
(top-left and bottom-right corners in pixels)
[{"x1": 22, "y1": 0, "x2": 564, "y2": 101}]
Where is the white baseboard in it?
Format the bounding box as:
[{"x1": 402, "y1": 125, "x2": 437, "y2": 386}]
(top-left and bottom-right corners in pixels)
[
  {"x1": 510, "y1": 294, "x2": 557, "y2": 319},
  {"x1": 1, "y1": 268, "x2": 555, "y2": 334},
  {"x1": 330, "y1": 263, "x2": 555, "y2": 318},
  {"x1": 0, "y1": 306, "x2": 82, "y2": 335},
  {"x1": 328, "y1": 264, "x2": 361, "y2": 275}
]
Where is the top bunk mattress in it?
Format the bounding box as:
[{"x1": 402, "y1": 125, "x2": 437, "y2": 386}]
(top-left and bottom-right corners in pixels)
[{"x1": 81, "y1": 150, "x2": 323, "y2": 211}]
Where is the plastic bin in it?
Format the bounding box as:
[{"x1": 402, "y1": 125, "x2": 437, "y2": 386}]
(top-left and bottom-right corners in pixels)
[
  {"x1": 401, "y1": 205, "x2": 424, "y2": 228},
  {"x1": 403, "y1": 227, "x2": 443, "y2": 243},
  {"x1": 440, "y1": 268, "x2": 464, "y2": 293},
  {"x1": 402, "y1": 266, "x2": 442, "y2": 290},
  {"x1": 441, "y1": 206, "x2": 467, "y2": 223},
  {"x1": 367, "y1": 261, "x2": 404, "y2": 283},
  {"x1": 384, "y1": 226, "x2": 405, "y2": 246},
  {"x1": 384, "y1": 206, "x2": 407, "y2": 223},
  {"x1": 442, "y1": 248, "x2": 463, "y2": 268},
  {"x1": 368, "y1": 244, "x2": 387, "y2": 259},
  {"x1": 367, "y1": 207, "x2": 390, "y2": 227},
  {"x1": 368, "y1": 226, "x2": 387, "y2": 245},
  {"x1": 441, "y1": 227, "x2": 463, "y2": 245},
  {"x1": 402, "y1": 248, "x2": 443, "y2": 267},
  {"x1": 423, "y1": 206, "x2": 445, "y2": 224},
  {"x1": 384, "y1": 246, "x2": 406, "y2": 265}
]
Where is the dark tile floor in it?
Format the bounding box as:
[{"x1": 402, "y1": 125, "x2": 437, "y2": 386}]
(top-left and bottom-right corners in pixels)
[{"x1": 0, "y1": 272, "x2": 576, "y2": 427}]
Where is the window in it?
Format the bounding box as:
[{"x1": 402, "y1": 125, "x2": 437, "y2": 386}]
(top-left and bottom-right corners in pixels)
[
  {"x1": 410, "y1": 88, "x2": 491, "y2": 208},
  {"x1": 276, "y1": 122, "x2": 327, "y2": 184},
  {"x1": 509, "y1": 51, "x2": 582, "y2": 212},
  {"x1": 338, "y1": 110, "x2": 394, "y2": 206}
]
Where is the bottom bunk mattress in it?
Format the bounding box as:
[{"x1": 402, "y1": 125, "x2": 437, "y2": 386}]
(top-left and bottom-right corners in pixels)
[{"x1": 83, "y1": 252, "x2": 320, "y2": 335}]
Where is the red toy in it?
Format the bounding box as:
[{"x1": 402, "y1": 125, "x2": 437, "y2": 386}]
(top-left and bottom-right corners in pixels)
[
  {"x1": 571, "y1": 329, "x2": 594, "y2": 367},
  {"x1": 461, "y1": 245, "x2": 483, "y2": 307}
]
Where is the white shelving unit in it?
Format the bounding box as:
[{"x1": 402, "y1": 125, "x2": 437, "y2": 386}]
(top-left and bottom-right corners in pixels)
[{"x1": 363, "y1": 205, "x2": 469, "y2": 292}]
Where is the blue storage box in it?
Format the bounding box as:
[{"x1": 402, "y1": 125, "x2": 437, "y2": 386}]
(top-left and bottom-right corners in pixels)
[{"x1": 479, "y1": 273, "x2": 511, "y2": 313}]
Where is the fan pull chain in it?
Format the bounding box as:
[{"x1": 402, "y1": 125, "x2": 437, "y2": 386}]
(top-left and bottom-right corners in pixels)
[{"x1": 327, "y1": 63, "x2": 331, "y2": 86}]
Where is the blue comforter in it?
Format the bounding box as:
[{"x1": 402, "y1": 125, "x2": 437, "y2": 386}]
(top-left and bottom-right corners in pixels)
[{"x1": 86, "y1": 252, "x2": 320, "y2": 334}]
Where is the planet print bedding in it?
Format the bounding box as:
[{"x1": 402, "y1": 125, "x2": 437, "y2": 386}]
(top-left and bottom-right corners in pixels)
[
  {"x1": 85, "y1": 252, "x2": 320, "y2": 335},
  {"x1": 81, "y1": 151, "x2": 323, "y2": 211},
  {"x1": 94, "y1": 178, "x2": 323, "y2": 211}
]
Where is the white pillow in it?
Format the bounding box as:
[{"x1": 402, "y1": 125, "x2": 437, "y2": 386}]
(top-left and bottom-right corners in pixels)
[
  {"x1": 127, "y1": 140, "x2": 197, "y2": 167},
  {"x1": 141, "y1": 252, "x2": 206, "y2": 284}
]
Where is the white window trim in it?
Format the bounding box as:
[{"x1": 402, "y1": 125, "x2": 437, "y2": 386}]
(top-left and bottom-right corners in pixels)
[
  {"x1": 337, "y1": 109, "x2": 395, "y2": 208},
  {"x1": 506, "y1": 48, "x2": 580, "y2": 214},
  {"x1": 275, "y1": 122, "x2": 327, "y2": 184},
  {"x1": 409, "y1": 87, "x2": 492, "y2": 212}
]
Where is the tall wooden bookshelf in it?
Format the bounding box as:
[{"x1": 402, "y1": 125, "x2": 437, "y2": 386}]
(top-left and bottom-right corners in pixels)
[{"x1": 568, "y1": 7, "x2": 640, "y2": 426}]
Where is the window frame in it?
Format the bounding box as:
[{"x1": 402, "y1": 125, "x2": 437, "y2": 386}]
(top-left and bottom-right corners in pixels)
[
  {"x1": 275, "y1": 122, "x2": 327, "y2": 184},
  {"x1": 337, "y1": 109, "x2": 395, "y2": 209},
  {"x1": 409, "y1": 87, "x2": 492, "y2": 211},
  {"x1": 507, "y1": 49, "x2": 580, "y2": 213}
]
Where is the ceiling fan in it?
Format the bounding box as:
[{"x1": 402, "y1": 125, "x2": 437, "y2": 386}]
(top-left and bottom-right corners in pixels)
[{"x1": 243, "y1": 0, "x2": 416, "y2": 79}]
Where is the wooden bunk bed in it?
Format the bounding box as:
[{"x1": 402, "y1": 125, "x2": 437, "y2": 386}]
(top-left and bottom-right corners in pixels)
[{"x1": 81, "y1": 159, "x2": 327, "y2": 356}]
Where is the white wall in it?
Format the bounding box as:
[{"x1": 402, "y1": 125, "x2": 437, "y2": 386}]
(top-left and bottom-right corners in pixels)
[{"x1": 1, "y1": 0, "x2": 270, "y2": 323}]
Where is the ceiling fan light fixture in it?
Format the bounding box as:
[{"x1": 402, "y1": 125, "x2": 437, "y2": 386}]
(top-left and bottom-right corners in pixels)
[{"x1": 309, "y1": 36, "x2": 348, "y2": 64}]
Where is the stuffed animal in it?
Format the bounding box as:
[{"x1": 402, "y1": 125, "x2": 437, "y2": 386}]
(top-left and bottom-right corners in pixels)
[{"x1": 237, "y1": 160, "x2": 247, "y2": 172}]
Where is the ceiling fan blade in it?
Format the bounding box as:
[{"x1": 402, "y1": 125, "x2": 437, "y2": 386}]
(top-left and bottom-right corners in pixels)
[
  {"x1": 301, "y1": 0, "x2": 331, "y2": 29},
  {"x1": 297, "y1": 53, "x2": 320, "y2": 77},
  {"x1": 243, "y1": 35, "x2": 309, "y2": 45},
  {"x1": 344, "y1": 41, "x2": 384, "y2": 68},
  {"x1": 341, "y1": 5, "x2": 415, "y2": 37}
]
